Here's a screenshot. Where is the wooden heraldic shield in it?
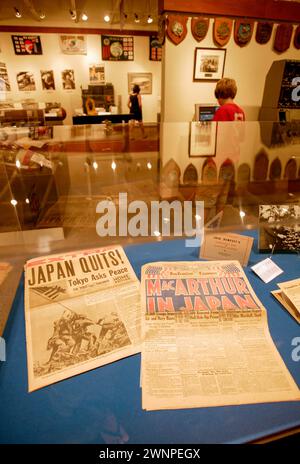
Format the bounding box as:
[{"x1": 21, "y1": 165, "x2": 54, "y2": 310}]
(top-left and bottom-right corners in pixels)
[
  {"x1": 213, "y1": 18, "x2": 233, "y2": 46},
  {"x1": 274, "y1": 23, "x2": 293, "y2": 52},
  {"x1": 191, "y1": 17, "x2": 209, "y2": 42},
  {"x1": 234, "y1": 19, "x2": 254, "y2": 46},
  {"x1": 294, "y1": 24, "x2": 300, "y2": 50},
  {"x1": 255, "y1": 22, "x2": 273, "y2": 44},
  {"x1": 166, "y1": 15, "x2": 188, "y2": 45}
]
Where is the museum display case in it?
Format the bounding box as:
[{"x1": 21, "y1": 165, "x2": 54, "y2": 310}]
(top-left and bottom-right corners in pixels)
[
  {"x1": 0, "y1": 122, "x2": 299, "y2": 432},
  {"x1": 1, "y1": 0, "x2": 300, "y2": 448}
]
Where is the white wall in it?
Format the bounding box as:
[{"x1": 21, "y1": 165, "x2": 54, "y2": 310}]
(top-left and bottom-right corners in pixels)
[
  {"x1": 162, "y1": 19, "x2": 299, "y2": 123},
  {"x1": 0, "y1": 32, "x2": 161, "y2": 124},
  {"x1": 160, "y1": 18, "x2": 300, "y2": 177}
]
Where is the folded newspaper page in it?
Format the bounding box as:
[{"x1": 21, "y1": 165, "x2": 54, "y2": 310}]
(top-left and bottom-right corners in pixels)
[
  {"x1": 25, "y1": 245, "x2": 141, "y2": 392},
  {"x1": 272, "y1": 290, "x2": 300, "y2": 324},
  {"x1": 278, "y1": 278, "x2": 300, "y2": 315},
  {"x1": 141, "y1": 260, "x2": 300, "y2": 410}
]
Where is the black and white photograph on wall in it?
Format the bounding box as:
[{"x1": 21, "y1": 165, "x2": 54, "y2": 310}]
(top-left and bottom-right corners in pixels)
[
  {"x1": 193, "y1": 47, "x2": 226, "y2": 81},
  {"x1": 61, "y1": 69, "x2": 75, "y2": 90},
  {"x1": 16, "y1": 71, "x2": 36, "y2": 91},
  {"x1": 0, "y1": 63, "x2": 11, "y2": 92},
  {"x1": 40, "y1": 70, "x2": 55, "y2": 90},
  {"x1": 128, "y1": 73, "x2": 152, "y2": 94},
  {"x1": 259, "y1": 205, "x2": 300, "y2": 252},
  {"x1": 89, "y1": 64, "x2": 105, "y2": 84}
]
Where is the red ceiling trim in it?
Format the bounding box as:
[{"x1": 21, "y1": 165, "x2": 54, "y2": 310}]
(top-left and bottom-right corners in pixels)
[{"x1": 158, "y1": 0, "x2": 300, "y2": 23}]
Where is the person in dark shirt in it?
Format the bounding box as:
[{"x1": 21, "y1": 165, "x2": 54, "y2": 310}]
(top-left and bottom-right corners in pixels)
[
  {"x1": 127, "y1": 84, "x2": 146, "y2": 138},
  {"x1": 213, "y1": 78, "x2": 245, "y2": 121}
]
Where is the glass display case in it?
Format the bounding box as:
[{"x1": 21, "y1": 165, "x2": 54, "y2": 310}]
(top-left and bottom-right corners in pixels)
[{"x1": 0, "y1": 119, "x2": 299, "y2": 444}]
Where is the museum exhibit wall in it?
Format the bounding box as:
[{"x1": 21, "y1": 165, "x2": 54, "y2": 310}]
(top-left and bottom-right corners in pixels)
[
  {"x1": 160, "y1": 18, "x2": 300, "y2": 181},
  {"x1": 0, "y1": 32, "x2": 161, "y2": 125}
]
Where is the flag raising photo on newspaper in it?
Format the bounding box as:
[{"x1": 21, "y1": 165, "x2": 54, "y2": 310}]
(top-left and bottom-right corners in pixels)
[
  {"x1": 141, "y1": 260, "x2": 300, "y2": 411},
  {"x1": 24, "y1": 245, "x2": 141, "y2": 392}
]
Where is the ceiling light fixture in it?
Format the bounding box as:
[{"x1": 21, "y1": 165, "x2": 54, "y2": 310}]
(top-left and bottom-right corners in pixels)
[
  {"x1": 14, "y1": 7, "x2": 22, "y2": 18},
  {"x1": 134, "y1": 13, "x2": 140, "y2": 23},
  {"x1": 81, "y1": 13, "x2": 88, "y2": 21},
  {"x1": 104, "y1": 14, "x2": 110, "y2": 22},
  {"x1": 70, "y1": 9, "x2": 77, "y2": 20},
  {"x1": 147, "y1": 15, "x2": 153, "y2": 24}
]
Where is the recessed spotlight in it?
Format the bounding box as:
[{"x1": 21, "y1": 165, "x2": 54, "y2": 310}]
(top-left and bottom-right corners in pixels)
[
  {"x1": 147, "y1": 15, "x2": 153, "y2": 24},
  {"x1": 25, "y1": 198, "x2": 30, "y2": 204},
  {"x1": 81, "y1": 13, "x2": 88, "y2": 21},
  {"x1": 134, "y1": 14, "x2": 140, "y2": 23},
  {"x1": 11, "y1": 199, "x2": 18, "y2": 206},
  {"x1": 104, "y1": 14, "x2": 110, "y2": 22},
  {"x1": 14, "y1": 7, "x2": 22, "y2": 18},
  {"x1": 70, "y1": 9, "x2": 77, "y2": 20}
]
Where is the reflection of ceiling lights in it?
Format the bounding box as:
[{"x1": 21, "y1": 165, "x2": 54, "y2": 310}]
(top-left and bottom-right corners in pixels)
[
  {"x1": 104, "y1": 14, "x2": 110, "y2": 22},
  {"x1": 147, "y1": 15, "x2": 153, "y2": 24},
  {"x1": 81, "y1": 13, "x2": 88, "y2": 21},
  {"x1": 14, "y1": 7, "x2": 22, "y2": 18},
  {"x1": 134, "y1": 13, "x2": 140, "y2": 23},
  {"x1": 70, "y1": 9, "x2": 77, "y2": 20}
]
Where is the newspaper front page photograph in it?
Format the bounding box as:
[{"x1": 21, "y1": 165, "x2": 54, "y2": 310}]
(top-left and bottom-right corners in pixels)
[
  {"x1": 25, "y1": 245, "x2": 141, "y2": 392},
  {"x1": 141, "y1": 260, "x2": 300, "y2": 411}
]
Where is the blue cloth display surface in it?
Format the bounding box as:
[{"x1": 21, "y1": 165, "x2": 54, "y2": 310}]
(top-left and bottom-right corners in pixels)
[{"x1": 0, "y1": 232, "x2": 299, "y2": 444}]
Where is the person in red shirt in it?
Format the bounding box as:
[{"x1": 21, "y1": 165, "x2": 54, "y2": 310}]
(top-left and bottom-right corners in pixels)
[{"x1": 213, "y1": 78, "x2": 245, "y2": 121}]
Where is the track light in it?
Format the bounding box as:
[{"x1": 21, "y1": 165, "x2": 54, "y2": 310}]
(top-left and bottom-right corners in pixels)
[
  {"x1": 14, "y1": 7, "x2": 22, "y2": 18},
  {"x1": 81, "y1": 13, "x2": 88, "y2": 21},
  {"x1": 70, "y1": 9, "x2": 77, "y2": 20},
  {"x1": 104, "y1": 14, "x2": 110, "y2": 22},
  {"x1": 134, "y1": 13, "x2": 140, "y2": 23},
  {"x1": 147, "y1": 15, "x2": 153, "y2": 24}
]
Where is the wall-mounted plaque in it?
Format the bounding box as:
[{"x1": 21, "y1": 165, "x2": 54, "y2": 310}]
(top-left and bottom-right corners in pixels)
[
  {"x1": 191, "y1": 17, "x2": 209, "y2": 42},
  {"x1": 166, "y1": 15, "x2": 188, "y2": 45},
  {"x1": 213, "y1": 18, "x2": 233, "y2": 47}
]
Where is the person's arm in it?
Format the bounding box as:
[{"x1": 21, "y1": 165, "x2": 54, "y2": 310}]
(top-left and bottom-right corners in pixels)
[
  {"x1": 138, "y1": 94, "x2": 142, "y2": 109},
  {"x1": 127, "y1": 96, "x2": 131, "y2": 109}
]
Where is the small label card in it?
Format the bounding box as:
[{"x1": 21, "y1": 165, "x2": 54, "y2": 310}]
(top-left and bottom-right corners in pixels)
[
  {"x1": 200, "y1": 232, "x2": 254, "y2": 266},
  {"x1": 251, "y1": 258, "x2": 284, "y2": 283}
]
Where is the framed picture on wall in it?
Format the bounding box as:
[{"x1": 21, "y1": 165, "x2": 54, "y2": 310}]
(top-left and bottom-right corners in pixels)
[
  {"x1": 101, "y1": 35, "x2": 134, "y2": 61},
  {"x1": 89, "y1": 64, "x2": 105, "y2": 84},
  {"x1": 12, "y1": 35, "x2": 42, "y2": 55},
  {"x1": 128, "y1": 73, "x2": 152, "y2": 94},
  {"x1": 193, "y1": 47, "x2": 226, "y2": 81},
  {"x1": 189, "y1": 121, "x2": 217, "y2": 157}
]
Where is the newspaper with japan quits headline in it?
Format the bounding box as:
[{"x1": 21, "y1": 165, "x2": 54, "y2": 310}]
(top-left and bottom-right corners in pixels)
[
  {"x1": 25, "y1": 245, "x2": 141, "y2": 392},
  {"x1": 141, "y1": 260, "x2": 300, "y2": 410}
]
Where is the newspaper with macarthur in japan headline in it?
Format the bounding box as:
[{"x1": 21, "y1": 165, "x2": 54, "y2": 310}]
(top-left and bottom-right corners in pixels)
[
  {"x1": 25, "y1": 245, "x2": 141, "y2": 392},
  {"x1": 141, "y1": 260, "x2": 300, "y2": 410}
]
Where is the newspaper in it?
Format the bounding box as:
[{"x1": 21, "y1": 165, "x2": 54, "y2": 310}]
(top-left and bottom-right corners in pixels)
[
  {"x1": 141, "y1": 260, "x2": 300, "y2": 410},
  {"x1": 25, "y1": 245, "x2": 141, "y2": 392},
  {"x1": 272, "y1": 278, "x2": 300, "y2": 323}
]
